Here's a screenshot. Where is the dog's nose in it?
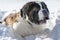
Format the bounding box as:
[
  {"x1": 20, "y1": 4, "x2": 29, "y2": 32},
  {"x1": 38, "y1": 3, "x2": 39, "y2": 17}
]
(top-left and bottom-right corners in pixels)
[{"x1": 45, "y1": 17, "x2": 49, "y2": 20}]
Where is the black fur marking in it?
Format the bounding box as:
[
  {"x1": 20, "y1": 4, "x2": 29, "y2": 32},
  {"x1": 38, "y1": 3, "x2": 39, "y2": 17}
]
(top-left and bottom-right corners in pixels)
[
  {"x1": 21, "y1": 9, "x2": 23, "y2": 17},
  {"x1": 41, "y1": 2, "x2": 49, "y2": 13},
  {"x1": 0, "y1": 21, "x2": 2, "y2": 23},
  {"x1": 0, "y1": 20, "x2": 2, "y2": 24},
  {"x1": 21, "y1": 2, "x2": 40, "y2": 24}
]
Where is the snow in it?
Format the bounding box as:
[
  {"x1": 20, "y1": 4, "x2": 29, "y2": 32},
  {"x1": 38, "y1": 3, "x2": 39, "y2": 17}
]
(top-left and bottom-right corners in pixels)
[
  {"x1": 0, "y1": 0, "x2": 60, "y2": 40},
  {"x1": 0, "y1": 10, "x2": 60, "y2": 40},
  {"x1": 0, "y1": 24, "x2": 17, "y2": 40}
]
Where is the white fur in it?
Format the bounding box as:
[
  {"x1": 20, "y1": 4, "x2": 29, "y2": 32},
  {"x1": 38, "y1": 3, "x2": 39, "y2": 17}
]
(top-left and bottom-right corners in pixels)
[
  {"x1": 38, "y1": 10, "x2": 44, "y2": 20},
  {"x1": 12, "y1": 17, "x2": 49, "y2": 40},
  {"x1": 46, "y1": 12, "x2": 57, "y2": 30},
  {"x1": 36, "y1": 2, "x2": 45, "y2": 20}
]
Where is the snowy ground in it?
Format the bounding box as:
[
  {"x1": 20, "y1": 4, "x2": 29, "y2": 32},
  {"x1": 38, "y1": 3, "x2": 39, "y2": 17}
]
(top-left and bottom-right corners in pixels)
[
  {"x1": 0, "y1": 0, "x2": 60, "y2": 40},
  {"x1": 0, "y1": 11, "x2": 60, "y2": 40}
]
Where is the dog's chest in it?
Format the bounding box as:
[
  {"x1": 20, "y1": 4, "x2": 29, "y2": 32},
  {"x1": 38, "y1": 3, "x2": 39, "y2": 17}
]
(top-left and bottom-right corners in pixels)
[{"x1": 13, "y1": 21, "x2": 46, "y2": 36}]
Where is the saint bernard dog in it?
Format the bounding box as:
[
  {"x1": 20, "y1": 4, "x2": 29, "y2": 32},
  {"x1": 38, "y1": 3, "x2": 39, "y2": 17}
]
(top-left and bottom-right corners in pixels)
[
  {"x1": 12, "y1": 1, "x2": 53, "y2": 40},
  {"x1": 0, "y1": 1, "x2": 55, "y2": 40}
]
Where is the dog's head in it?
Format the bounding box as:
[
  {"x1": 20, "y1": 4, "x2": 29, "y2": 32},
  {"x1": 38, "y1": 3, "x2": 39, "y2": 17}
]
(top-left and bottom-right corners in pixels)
[{"x1": 20, "y1": 1, "x2": 49, "y2": 24}]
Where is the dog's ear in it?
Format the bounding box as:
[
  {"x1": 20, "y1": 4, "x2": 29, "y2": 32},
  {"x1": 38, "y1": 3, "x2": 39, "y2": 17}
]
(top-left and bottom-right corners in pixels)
[
  {"x1": 20, "y1": 8, "x2": 26, "y2": 19},
  {"x1": 20, "y1": 9, "x2": 23, "y2": 17},
  {"x1": 41, "y1": 2, "x2": 49, "y2": 20},
  {"x1": 20, "y1": 2, "x2": 33, "y2": 19}
]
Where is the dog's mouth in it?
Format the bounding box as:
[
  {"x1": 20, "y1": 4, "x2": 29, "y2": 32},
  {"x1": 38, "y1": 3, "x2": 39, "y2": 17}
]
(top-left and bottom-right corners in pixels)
[
  {"x1": 28, "y1": 18, "x2": 47, "y2": 25},
  {"x1": 34, "y1": 19, "x2": 46, "y2": 25},
  {"x1": 40, "y1": 20, "x2": 46, "y2": 23}
]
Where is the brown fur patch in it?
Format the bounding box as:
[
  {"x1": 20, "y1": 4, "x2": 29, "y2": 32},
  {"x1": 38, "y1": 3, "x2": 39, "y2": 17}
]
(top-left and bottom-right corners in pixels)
[{"x1": 3, "y1": 12, "x2": 20, "y2": 27}]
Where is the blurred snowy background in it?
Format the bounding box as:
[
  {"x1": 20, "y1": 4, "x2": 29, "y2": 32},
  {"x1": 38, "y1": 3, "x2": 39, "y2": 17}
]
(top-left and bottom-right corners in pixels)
[{"x1": 0, "y1": 0, "x2": 60, "y2": 40}]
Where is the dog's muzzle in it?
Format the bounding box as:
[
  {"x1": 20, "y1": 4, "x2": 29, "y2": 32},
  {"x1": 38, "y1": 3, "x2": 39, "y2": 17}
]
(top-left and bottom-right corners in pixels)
[{"x1": 42, "y1": 9, "x2": 49, "y2": 20}]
